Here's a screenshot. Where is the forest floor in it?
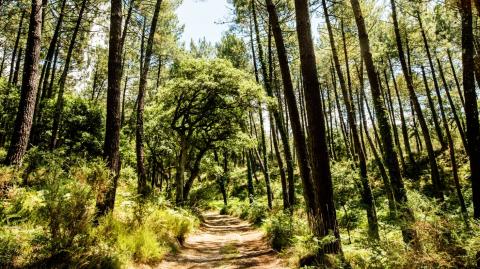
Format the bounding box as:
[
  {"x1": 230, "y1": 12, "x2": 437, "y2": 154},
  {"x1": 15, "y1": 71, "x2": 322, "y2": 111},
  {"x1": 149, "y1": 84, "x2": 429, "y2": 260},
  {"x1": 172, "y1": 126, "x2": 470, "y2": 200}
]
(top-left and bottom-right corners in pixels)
[{"x1": 154, "y1": 212, "x2": 289, "y2": 269}]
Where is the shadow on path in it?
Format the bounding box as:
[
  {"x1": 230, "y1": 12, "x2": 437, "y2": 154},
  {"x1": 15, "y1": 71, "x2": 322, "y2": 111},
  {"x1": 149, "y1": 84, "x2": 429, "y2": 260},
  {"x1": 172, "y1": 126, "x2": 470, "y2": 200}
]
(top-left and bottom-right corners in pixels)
[{"x1": 156, "y1": 212, "x2": 289, "y2": 269}]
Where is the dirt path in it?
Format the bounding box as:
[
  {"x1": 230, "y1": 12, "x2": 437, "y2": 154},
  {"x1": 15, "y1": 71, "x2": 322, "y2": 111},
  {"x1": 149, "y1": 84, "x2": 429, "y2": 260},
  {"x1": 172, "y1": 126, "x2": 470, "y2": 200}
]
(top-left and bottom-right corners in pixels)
[{"x1": 157, "y1": 212, "x2": 289, "y2": 269}]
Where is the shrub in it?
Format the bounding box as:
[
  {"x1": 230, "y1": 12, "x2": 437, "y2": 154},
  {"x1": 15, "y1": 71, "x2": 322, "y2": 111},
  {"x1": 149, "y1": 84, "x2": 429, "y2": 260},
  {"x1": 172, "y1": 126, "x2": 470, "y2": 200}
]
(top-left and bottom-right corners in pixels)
[
  {"x1": 264, "y1": 212, "x2": 294, "y2": 251},
  {"x1": 118, "y1": 226, "x2": 167, "y2": 264},
  {"x1": 0, "y1": 230, "x2": 20, "y2": 268}
]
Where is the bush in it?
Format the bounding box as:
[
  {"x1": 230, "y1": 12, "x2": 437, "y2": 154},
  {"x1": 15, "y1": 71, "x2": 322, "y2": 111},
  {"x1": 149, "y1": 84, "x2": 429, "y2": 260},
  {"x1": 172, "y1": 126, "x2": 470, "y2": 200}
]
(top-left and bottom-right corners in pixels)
[
  {"x1": 264, "y1": 212, "x2": 294, "y2": 251},
  {"x1": 31, "y1": 168, "x2": 95, "y2": 265},
  {"x1": 0, "y1": 230, "x2": 20, "y2": 268},
  {"x1": 118, "y1": 226, "x2": 167, "y2": 264}
]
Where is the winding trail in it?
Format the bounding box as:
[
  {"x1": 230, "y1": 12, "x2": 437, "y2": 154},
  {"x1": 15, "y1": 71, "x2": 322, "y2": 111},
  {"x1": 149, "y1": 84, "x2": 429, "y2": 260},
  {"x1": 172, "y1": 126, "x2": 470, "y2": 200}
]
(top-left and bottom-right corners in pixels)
[{"x1": 157, "y1": 212, "x2": 289, "y2": 269}]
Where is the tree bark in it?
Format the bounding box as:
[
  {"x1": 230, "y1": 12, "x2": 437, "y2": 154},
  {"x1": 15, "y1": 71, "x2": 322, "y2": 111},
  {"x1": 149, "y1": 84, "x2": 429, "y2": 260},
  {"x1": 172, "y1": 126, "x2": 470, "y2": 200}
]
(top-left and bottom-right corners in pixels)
[
  {"x1": 258, "y1": 107, "x2": 273, "y2": 209},
  {"x1": 5, "y1": 0, "x2": 42, "y2": 166},
  {"x1": 50, "y1": 0, "x2": 88, "y2": 149},
  {"x1": 392, "y1": 2, "x2": 443, "y2": 199},
  {"x1": 265, "y1": 0, "x2": 316, "y2": 217},
  {"x1": 381, "y1": 70, "x2": 406, "y2": 175},
  {"x1": 351, "y1": 0, "x2": 420, "y2": 249},
  {"x1": 423, "y1": 66, "x2": 469, "y2": 225},
  {"x1": 271, "y1": 116, "x2": 289, "y2": 210},
  {"x1": 416, "y1": 13, "x2": 446, "y2": 149},
  {"x1": 260, "y1": 0, "x2": 296, "y2": 207},
  {"x1": 322, "y1": 0, "x2": 378, "y2": 240},
  {"x1": 388, "y1": 59, "x2": 414, "y2": 167},
  {"x1": 136, "y1": 0, "x2": 163, "y2": 196},
  {"x1": 460, "y1": 0, "x2": 480, "y2": 219},
  {"x1": 12, "y1": 46, "x2": 23, "y2": 86},
  {"x1": 436, "y1": 57, "x2": 467, "y2": 150},
  {"x1": 175, "y1": 135, "x2": 187, "y2": 205},
  {"x1": 8, "y1": 9, "x2": 25, "y2": 85},
  {"x1": 446, "y1": 49, "x2": 465, "y2": 109},
  {"x1": 95, "y1": 0, "x2": 123, "y2": 218},
  {"x1": 294, "y1": 0, "x2": 340, "y2": 253}
]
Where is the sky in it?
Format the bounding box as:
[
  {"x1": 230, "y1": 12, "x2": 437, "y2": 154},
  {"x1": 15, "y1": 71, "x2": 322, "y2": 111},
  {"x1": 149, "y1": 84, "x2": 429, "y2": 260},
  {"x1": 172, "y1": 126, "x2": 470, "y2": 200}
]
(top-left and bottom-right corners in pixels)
[
  {"x1": 176, "y1": 0, "x2": 323, "y2": 46},
  {"x1": 176, "y1": 0, "x2": 232, "y2": 46}
]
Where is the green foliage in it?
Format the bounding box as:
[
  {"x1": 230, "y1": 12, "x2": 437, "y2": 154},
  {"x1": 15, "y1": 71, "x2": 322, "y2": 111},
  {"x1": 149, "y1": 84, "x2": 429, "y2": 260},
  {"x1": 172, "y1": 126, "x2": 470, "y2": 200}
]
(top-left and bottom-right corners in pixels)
[
  {"x1": 263, "y1": 212, "x2": 294, "y2": 251},
  {"x1": 216, "y1": 32, "x2": 249, "y2": 69},
  {"x1": 0, "y1": 78, "x2": 20, "y2": 141},
  {"x1": 0, "y1": 155, "x2": 199, "y2": 267}
]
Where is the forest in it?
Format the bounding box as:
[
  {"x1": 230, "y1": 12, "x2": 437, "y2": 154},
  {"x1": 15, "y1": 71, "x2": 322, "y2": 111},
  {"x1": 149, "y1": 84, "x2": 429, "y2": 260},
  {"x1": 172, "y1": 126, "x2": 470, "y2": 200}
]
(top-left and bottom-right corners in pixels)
[{"x1": 0, "y1": 0, "x2": 480, "y2": 268}]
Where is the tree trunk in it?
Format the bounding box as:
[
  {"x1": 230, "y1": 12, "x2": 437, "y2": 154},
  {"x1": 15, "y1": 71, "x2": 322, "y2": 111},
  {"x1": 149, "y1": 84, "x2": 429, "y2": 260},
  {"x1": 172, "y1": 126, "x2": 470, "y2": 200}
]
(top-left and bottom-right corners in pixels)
[
  {"x1": 381, "y1": 70, "x2": 406, "y2": 175},
  {"x1": 175, "y1": 135, "x2": 187, "y2": 205},
  {"x1": 4, "y1": 0, "x2": 42, "y2": 166},
  {"x1": 460, "y1": 0, "x2": 480, "y2": 219},
  {"x1": 95, "y1": 0, "x2": 123, "y2": 218},
  {"x1": 258, "y1": 107, "x2": 273, "y2": 209},
  {"x1": 136, "y1": 0, "x2": 163, "y2": 196},
  {"x1": 436, "y1": 57, "x2": 467, "y2": 149},
  {"x1": 392, "y1": 2, "x2": 443, "y2": 199},
  {"x1": 50, "y1": 0, "x2": 88, "y2": 149},
  {"x1": 351, "y1": 0, "x2": 420, "y2": 249},
  {"x1": 447, "y1": 49, "x2": 466, "y2": 109},
  {"x1": 388, "y1": 59, "x2": 414, "y2": 167},
  {"x1": 12, "y1": 46, "x2": 23, "y2": 86},
  {"x1": 294, "y1": 0, "x2": 340, "y2": 253},
  {"x1": 265, "y1": 0, "x2": 316, "y2": 218},
  {"x1": 425, "y1": 67, "x2": 469, "y2": 226},
  {"x1": 8, "y1": 10, "x2": 25, "y2": 85},
  {"x1": 38, "y1": 0, "x2": 67, "y2": 99},
  {"x1": 31, "y1": 0, "x2": 66, "y2": 145},
  {"x1": 246, "y1": 150, "x2": 255, "y2": 204},
  {"x1": 416, "y1": 13, "x2": 447, "y2": 149},
  {"x1": 260, "y1": 0, "x2": 297, "y2": 207},
  {"x1": 0, "y1": 48, "x2": 6, "y2": 77},
  {"x1": 322, "y1": 0, "x2": 378, "y2": 240},
  {"x1": 46, "y1": 42, "x2": 60, "y2": 99},
  {"x1": 271, "y1": 116, "x2": 289, "y2": 210},
  {"x1": 359, "y1": 85, "x2": 396, "y2": 215}
]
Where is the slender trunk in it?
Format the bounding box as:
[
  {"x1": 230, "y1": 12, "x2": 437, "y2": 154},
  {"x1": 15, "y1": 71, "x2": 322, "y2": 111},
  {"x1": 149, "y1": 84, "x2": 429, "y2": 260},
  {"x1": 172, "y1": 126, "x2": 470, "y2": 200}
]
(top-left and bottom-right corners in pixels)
[
  {"x1": 351, "y1": 0, "x2": 419, "y2": 248},
  {"x1": 12, "y1": 46, "x2": 23, "y2": 86},
  {"x1": 258, "y1": 107, "x2": 273, "y2": 209},
  {"x1": 322, "y1": 0, "x2": 378, "y2": 239},
  {"x1": 183, "y1": 148, "x2": 208, "y2": 201},
  {"x1": 381, "y1": 69, "x2": 406, "y2": 175},
  {"x1": 392, "y1": 2, "x2": 443, "y2": 198},
  {"x1": 121, "y1": 75, "x2": 128, "y2": 127},
  {"x1": 359, "y1": 86, "x2": 396, "y2": 215},
  {"x1": 9, "y1": 10, "x2": 25, "y2": 85},
  {"x1": 417, "y1": 13, "x2": 447, "y2": 149},
  {"x1": 447, "y1": 49, "x2": 465, "y2": 109},
  {"x1": 265, "y1": 0, "x2": 318, "y2": 218},
  {"x1": 46, "y1": 43, "x2": 60, "y2": 99},
  {"x1": 388, "y1": 59, "x2": 414, "y2": 166},
  {"x1": 0, "y1": 48, "x2": 6, "y2": 77},
  {"x1": 272, "y1": 116, "x2": 289, "y2": 210},
  {"x1": 175, "y1": 135, "x2": 187, "y2": 205},
  {"x1": 156, "y1": 56, "x2": 162, "y2": 89},
  {"x1": 38, "y1": 0, "x2": 67, "y2": 98},
  {"x1": 246, "y1": 150, "x2": 255, "y2": 204},
  {"x1": 50, "y1": 0, "x2": 88, "y2": 149},
  {"x1": 261, "y1": 0, "x2": 297, "y2": 207},
  {"x1": 136, "y1": 0, "x2": 163, "y2": 196},
  {"x1": 95, "y1": 0, "x2": 123, "y2": 218},
  {"x1": 436, "y1": 57, "x2": 467, "y2": 149},
  {"x1": 427, "y1": 67, "x2": 469, "y2": 226},
  {"x1": 31, "y1": 0, "x2": 66, "y2": 144},
  {"x1": 410, "y1": 99, "x2": 422, "y2": 152},
  {"x1": 4, "y1": 0, "x2": 42, "y2": 166}
]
